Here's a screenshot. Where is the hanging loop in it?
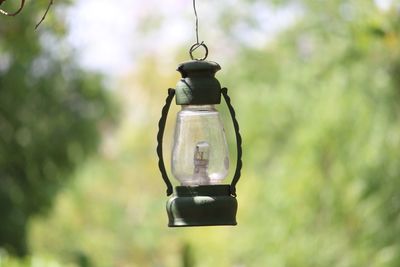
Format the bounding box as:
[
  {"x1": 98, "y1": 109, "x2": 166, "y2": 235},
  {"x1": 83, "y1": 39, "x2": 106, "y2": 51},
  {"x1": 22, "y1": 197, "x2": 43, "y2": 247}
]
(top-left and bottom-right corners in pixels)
[
  {"x1": 189, "y1": 0, "x2": 208, "y2": 61},
  {"x1": 157, "y1": 88, "x2": 175, "y2": 196},
  {"x1": 189, "y1": 42, "x2": 209, "y2": 61},
  {"x1": 221, "y1": 88, "x2": 242, "y2": 197}
]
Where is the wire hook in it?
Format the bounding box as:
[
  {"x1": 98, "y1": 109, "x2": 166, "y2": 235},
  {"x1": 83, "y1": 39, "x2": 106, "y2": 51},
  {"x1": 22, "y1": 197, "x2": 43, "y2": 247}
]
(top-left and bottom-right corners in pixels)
[
  {"x1": 189, "y1": 0, "x2": 208, "y2": 61},
  {"x1": 189, "y1": 42, "x2": 208, "y2": 61}
]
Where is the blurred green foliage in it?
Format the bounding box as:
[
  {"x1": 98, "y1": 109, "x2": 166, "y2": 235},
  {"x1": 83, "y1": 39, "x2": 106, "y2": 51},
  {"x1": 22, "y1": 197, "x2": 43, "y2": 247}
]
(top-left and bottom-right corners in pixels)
[
  {"x1": 0, "y1": 249, "x2": 68, "y2": 267},
  {"x1": 0, "y1": 0, "x2": 115, "y2": 257},
  {"x1": 1, "y1": 0, "x2": 400, "y2": 267}
]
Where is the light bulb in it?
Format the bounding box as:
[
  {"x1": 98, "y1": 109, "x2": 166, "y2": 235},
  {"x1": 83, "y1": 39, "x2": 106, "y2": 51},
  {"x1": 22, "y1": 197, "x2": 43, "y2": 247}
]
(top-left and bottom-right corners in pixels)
[
  {"x1": 193, "y1": 141, "x2": 210, "y2": 185},
  {"x1": 171, "y1": 105, "x2": 229, "y2": 186}
]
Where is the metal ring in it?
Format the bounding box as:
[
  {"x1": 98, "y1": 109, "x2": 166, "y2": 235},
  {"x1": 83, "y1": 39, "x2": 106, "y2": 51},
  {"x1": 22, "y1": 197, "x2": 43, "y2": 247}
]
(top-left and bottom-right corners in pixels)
[{"x1": 189, "y1": 42, "x2": 208, "y2": 61}]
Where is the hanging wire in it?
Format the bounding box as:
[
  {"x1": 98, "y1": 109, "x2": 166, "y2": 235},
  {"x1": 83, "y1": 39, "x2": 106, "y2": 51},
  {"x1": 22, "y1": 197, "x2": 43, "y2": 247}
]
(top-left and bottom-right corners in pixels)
[
  {"x1": 193, "y1": 0, "x2": 199, "y2": 44},
  {"x1": 189, "y1": 0, "x2": 208, "y2": 60}
]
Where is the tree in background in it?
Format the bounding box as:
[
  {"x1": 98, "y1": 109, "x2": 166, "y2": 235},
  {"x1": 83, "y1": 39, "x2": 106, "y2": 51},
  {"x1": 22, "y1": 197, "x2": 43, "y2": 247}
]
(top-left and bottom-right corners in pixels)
[
  {"x1": 8, "y1": 0, "x2": 400, "y2": 266},
  {"x1": 0, "y1": 1, "x2": 115, "y2": 256},
  {"x1": 225, "y1": 0, "x2": 400, "y2": 265},
  {"x1": 0, "y1": 0, "x2": 53, "y2": 29}
]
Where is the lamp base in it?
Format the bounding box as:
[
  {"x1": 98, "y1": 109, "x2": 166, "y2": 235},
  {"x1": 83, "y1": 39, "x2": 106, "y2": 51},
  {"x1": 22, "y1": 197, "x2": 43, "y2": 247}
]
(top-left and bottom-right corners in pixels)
[{"x1": 166, "y1": 185, "x2": 237, "y2": 227}]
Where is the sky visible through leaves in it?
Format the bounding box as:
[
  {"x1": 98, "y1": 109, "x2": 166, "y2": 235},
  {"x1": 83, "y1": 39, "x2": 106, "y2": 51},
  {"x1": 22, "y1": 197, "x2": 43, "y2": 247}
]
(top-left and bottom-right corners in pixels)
[{"x1": 66, "y1": 0, "x2": 301, "y2": 76}]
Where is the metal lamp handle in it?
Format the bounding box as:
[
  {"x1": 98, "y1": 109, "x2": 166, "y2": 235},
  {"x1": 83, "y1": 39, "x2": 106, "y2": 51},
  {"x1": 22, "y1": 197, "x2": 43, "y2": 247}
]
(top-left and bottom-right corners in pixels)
[
  {"x1": 157, "y1": 88, "x2": 175, "y2": 196},
  {"x1": 221, "y1": 87, "x2": 243, "y2": 197}
]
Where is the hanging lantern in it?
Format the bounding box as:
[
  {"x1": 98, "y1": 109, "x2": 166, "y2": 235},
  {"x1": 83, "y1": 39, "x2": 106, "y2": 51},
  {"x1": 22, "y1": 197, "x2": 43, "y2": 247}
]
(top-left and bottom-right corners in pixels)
[
  {"x1": 156, "y1": 0, "x2": 242, "y2": 227},
  {"x1": 156, "y1": 43, "x2": 242, "y2": 227}
]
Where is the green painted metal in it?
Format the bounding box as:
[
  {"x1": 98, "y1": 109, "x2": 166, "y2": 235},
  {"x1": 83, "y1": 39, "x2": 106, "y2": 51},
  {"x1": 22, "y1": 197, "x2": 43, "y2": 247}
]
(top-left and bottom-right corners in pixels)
[
  {"x1": 156, "y1": 89, "x2": 175, "y2": 196},
  {"x1": 221, "y1": 88, "x2": 243, "y2": 197},
  {"x1": 175, "y1": 60, "x2": 222, "y2": 105},
  {"x1": 166, "y1": 185, "x2": 238, "y2": 227}
]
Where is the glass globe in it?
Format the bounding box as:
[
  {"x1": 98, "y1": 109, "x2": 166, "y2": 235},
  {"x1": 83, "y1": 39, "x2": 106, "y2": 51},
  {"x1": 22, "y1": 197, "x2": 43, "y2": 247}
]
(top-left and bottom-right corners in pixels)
[{"x1": 171, "y1": 105, "x2": 229, "y2": 186}]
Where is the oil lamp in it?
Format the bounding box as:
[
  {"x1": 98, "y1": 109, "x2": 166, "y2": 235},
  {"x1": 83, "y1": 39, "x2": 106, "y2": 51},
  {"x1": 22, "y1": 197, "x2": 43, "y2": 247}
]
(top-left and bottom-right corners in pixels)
[
  {"x1": 156, "y1": 46, "x2": 242, "y2": 226},
  {"x1": 156, "y1": 0, "x2": 242, "y2": 227}
]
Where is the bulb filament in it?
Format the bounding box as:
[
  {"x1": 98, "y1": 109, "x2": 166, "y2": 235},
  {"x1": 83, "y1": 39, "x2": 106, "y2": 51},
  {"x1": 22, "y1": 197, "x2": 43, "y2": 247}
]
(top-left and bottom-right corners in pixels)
[{"x1": 193, "y1": 141, "x2": 210, "y2": 185}]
